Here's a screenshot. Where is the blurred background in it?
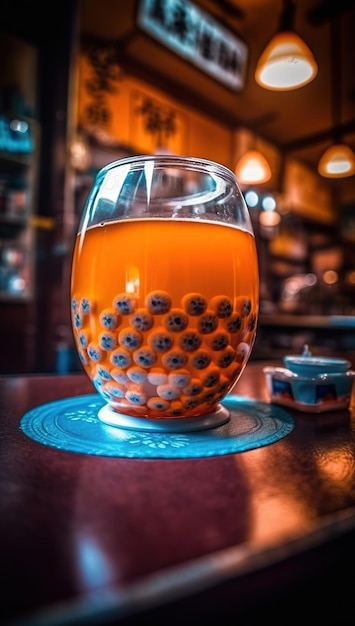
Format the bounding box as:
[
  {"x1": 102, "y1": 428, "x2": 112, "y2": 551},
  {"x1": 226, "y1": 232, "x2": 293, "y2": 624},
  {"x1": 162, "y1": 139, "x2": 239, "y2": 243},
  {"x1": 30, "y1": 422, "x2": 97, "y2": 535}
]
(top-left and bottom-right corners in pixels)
[{"x1": 1, "y1": 0, "x2": 354, "y2": 374}]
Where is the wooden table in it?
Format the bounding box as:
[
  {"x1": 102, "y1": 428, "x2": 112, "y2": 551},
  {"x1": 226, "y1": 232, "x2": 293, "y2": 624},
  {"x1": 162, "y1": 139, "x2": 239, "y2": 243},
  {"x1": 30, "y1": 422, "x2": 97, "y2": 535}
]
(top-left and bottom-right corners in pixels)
[{"x1": 1, "y1": 362, "x2": 355, "y2": 625}]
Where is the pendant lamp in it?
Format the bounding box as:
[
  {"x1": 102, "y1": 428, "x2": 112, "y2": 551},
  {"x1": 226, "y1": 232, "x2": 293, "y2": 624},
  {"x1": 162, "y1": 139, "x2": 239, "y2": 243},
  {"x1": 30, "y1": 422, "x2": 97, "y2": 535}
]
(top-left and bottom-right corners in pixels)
[
  {"x1": 255, "y1": 0, "x2": 318, "y2": 91},
  {"x1": 318, "y1": 16, "x2": 355, "y2": 178},
  {"x1": 235, "y1": 149, "x2": 272, "y2": 185},
  {"x1": 318, "y1": 144, "x2": 355, "y2": 178}
]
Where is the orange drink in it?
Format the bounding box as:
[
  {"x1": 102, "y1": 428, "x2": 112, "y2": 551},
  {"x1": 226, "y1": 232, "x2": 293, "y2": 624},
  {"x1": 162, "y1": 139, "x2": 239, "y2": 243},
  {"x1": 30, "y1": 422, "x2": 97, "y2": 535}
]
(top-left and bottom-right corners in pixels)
[{"x1": 71, "y1": 217, "x2": 258, "y2": 419}]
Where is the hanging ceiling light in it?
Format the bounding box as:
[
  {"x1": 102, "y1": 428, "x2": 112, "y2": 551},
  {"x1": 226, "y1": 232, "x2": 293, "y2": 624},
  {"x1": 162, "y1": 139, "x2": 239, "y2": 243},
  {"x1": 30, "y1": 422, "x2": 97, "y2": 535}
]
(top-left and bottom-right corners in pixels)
[
  {"x1": 255, "y1": 0, "x2": 318, "y2": 91},
  {"x1": 235, "y1": 149, "x2": 272, "y2": 185},
  {"x1": 318, "y1": 144, "x2": 355, "y2": 178},
  {"x1": 318, "y1": 16, "x2": 355, "y2": 179}
]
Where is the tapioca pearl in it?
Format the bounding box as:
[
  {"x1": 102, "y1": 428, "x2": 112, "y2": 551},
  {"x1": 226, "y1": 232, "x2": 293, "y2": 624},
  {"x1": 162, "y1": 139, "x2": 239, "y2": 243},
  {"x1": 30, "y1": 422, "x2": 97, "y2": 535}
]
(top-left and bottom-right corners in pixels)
[
  {"x1": 95, "y1": 364, "x2": 111, "y2": 381},
  {"x1": 80, "y1": 297, "x2": 96, "y2": 315},
  {"x1": 129, "y1": 308, "x2": 154, "y2": 331},
  {"x1": 111, "y1": 368, "x2": 129, "y2": 384},
  {"x1": 214, "y1": 388, "x2": 229, "y2": 403},
  {"x1": 127, "y1": 366, "x2": 148, "y2": 384},
  {"x1": 182, "y1": 378, "x2": 203, "y2": 396},
  {"x1": 235, "y1": 341, "x2": 250, "y2": 363},
  {"x1": 99, "y1": 308, "x2": 120, "y2": 330},
  {"x1": 119, "y1": 328, "x2": 143, "y2": 350},
  {"x1": 246, "y1": 312, "x2": 257, "y2": 331},
  {"x1": 147, "y1": 328, "x2": 173, "y2": 353},
  {"x1": 234, "y1": 296, "x2": 252, "y2": 318},
  {"x1": 245, "y1": 336, "x2": 256, "y2": 353},
  {"x1": 133, "y1": 346, "x2": 157, "y2": 369},
  {"x1": 105, "y1": 381, "x2": 126, "y2": 398},
  {"x1": 147, "y1": 368, "x2": 169, "y2": 385},
  {"x1": 197, "y1": 311, "x2": 218, "y2": 334},
  {"x1": 87, "y1": 342, "x2": 104, "y2": 362},
  {"x1": 217, "y1": 376, "x2": 230, "y2": 395},
  {"x1": 113, "y1": 293, "x2": 138, "y2": 315},
  {"x1": 98, "y1": 331, "x2": 117, "y2": 351},
  {"x1": 78, "y1": 329, "x2": 91, "y2": 349},
  {"x1": 147, "y1": 397, "x2": 170, "y2": 412},
  {"x1": 204, "y1": 330, "x2": 230, "y2": 351},
  {"x1": 110, "y1": 347, "x2": 132, "y2": 368},
  {"x1": 156, "y1": 383, "x2": 181, "y2": 401},
  {"x1": 96, "y1": 384, "x2": 111, "y2": 401},
  {"x1": 189, "y1": 349, "x2": 211, "y2": 370},
  {"x1": 163, "y1": 308, "x2": 189, "y2": 332},
  {"x1": 78, "y1": 348, "x2": 89, "y2": 366},
  {"x1": 73, "y1": 311, "x2": 84, "y2": 331},
  {"x1": 125, "y1": 386, "x2": 147, "y2": 406},
  {"x1": 202, "y1": 389, "x2": 219, "y2": 405},
  {"x1": 71, "y1": 297, "x2": 79, "y2": 313},
  {"x1": 161, "y1": 349, "x2": 188, "y2": 370},
  {"x1": 92, "y1": 374, "x2": 105, "y2": 390},
  {"x1": 199, "y1": 366, "x2": 220, "y2": 388},
  {"x1": 168, "y1": 369, "x2": 191, "y2": 388},
  {"x1": 178, "y1": 330, "x2": 202, "y2": 352},
  {"x1": 226, "y1": 363, "x2": 243, "y2": 382},
  {"x1": 223, "y1": 313, "x2": 242, "y2": 334},
  {"x1": 181, "y1": 395, "x2": 202, "y2": 410},
  {"x1": 166, "y1": 400, "x2": 184, "y2": 416},
  {"x1": 213, "y1": 391, "x2": 227, "y2": 405},
  {"x1": 181, "y1": 292, "x2": 207, "y2": 316},
  {"x1": 214, "y1": 346, "x2": 236, "y2": 368},
  {"x1": 145, "y1": 290, "x2": 172, "y2": 314},
  {"x1": 209, "y1": 295, "x2": 233, "y2": 319}
]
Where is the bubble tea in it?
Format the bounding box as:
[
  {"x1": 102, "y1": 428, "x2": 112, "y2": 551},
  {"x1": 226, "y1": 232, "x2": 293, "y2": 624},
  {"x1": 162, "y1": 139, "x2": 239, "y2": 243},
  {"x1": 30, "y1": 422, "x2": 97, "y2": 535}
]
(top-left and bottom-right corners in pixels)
[{"x1": 70, "y1": 156, "x2": 259, "y2": 425}]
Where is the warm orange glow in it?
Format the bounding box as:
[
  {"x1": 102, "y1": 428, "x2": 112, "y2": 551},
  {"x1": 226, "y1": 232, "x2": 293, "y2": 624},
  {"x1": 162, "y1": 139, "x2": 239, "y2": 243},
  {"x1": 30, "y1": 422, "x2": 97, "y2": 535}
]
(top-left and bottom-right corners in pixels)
[
  {"x1": 318, "y1": 144, "x2": 355, "y2": 178},
  {"x1": 238, "y1": 447, "x2": 311, "y2": 545},
  {"x1": 345, "y1": 270, "x2": 355, "y2": 286},
  {"x1": 255, "y1": 31, "x2": 318, "y2": 91},
  {"x1": 315, "y1": 448, "x2": 354, "y2": 488},
  {"x1": 259, "y1": 210, "x2": 281, "y2": 227},
  {"x1": 235, "y1": 150, "x2": 272, "y2": 184},
  {"x1": 323, "y1": 270, "x2": 338, "y2": 285}
]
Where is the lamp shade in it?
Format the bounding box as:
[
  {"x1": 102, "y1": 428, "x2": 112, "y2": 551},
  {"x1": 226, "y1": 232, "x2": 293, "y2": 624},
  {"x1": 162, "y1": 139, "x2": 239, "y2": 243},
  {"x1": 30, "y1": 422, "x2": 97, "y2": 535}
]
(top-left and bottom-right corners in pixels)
[
  {"x1": 318, "y1": 143, "x2": 355, "y2": 178},
  {"x1": 235, "y1": 150, "x2": 272, "y2": 185},
  {"x1": 255, "y1": 31, "x2": 318, "y2": 91}
]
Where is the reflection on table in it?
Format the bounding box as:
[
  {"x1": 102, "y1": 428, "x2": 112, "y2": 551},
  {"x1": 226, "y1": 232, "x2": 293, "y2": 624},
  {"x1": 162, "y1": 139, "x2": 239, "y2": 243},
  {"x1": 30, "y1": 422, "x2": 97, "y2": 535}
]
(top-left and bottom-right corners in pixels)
[{"x1": 0, "y1": 362, "x2": 354, "y2": 625}]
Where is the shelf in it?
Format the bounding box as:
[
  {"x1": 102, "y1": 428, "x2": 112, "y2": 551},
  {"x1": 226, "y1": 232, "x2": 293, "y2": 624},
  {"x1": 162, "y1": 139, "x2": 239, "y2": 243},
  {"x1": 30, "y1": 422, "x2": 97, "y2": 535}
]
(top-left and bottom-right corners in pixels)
[
  {"x1": 259, "y1": 314, "x2": 355, "y2": 330},
  {"x1": 0, "y1": 114, "x2": 38, "y2": 304},
  {"x1": 0, "y1": 152, "x2": 32, "y2": 166},
  {"x1": 0, "y1": 291, "x2": 31, "y2": 303},
  {"x1": 0, "y1": 214, "x2": 28, "y2": 226}
]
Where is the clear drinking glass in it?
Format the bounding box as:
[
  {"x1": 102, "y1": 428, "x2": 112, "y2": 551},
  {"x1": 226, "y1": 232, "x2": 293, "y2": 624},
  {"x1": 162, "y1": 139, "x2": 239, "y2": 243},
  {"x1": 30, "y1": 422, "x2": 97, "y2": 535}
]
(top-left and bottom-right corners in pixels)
[{"x1": 70, "y1": 155, "x2": 259, "y2": 431}]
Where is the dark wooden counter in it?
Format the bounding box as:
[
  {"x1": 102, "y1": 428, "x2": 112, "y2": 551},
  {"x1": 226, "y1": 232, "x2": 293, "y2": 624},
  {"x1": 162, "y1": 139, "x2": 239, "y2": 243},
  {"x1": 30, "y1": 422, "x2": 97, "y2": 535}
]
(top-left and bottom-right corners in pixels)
[{"x1": 1, "y1": 363, "x2": 355, "y2": 625}]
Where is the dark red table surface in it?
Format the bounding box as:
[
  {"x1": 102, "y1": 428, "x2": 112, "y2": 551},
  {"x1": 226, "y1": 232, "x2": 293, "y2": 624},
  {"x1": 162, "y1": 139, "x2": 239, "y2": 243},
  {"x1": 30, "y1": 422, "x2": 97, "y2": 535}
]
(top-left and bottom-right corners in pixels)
[{"x1": 1, "y1": 362, "x2": 355, "y2": 626}]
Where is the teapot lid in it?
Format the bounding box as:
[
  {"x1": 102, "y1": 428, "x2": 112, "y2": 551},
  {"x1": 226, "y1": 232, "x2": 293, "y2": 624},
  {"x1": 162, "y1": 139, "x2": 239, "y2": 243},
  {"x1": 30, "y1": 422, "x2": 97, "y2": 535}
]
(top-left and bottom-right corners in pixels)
[{"x1": 283, "y1": 345, "x2": 351, "y2": 376}]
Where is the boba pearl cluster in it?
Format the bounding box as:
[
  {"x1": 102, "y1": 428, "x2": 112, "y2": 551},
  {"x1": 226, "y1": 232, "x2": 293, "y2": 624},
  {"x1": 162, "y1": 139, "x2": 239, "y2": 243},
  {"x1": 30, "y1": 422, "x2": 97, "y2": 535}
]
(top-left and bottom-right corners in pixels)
[{"x1": 71, "y1": 290, "x2": 257, "y2": 418}]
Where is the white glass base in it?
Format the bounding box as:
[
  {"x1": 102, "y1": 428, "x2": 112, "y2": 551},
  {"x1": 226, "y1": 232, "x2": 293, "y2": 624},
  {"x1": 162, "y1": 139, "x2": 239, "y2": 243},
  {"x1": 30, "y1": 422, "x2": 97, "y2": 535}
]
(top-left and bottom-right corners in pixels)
[{"x1": 98, "y1": 403, "x2": 230, "y2": 432}]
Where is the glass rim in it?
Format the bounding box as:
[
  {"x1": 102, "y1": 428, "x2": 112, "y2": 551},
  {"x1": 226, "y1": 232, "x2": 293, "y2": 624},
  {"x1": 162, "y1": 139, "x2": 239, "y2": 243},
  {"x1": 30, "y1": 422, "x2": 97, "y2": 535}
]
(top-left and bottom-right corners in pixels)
[{"x1": 97, "y1": 154, "x2": 238, "y2": 184}]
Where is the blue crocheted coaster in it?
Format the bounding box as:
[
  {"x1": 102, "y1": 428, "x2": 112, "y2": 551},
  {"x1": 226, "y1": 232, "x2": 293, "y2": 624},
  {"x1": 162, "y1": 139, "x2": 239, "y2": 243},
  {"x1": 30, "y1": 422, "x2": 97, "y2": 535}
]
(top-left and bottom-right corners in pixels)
[{"x1": 20, "y1": 394, "x2": 293, "y2": 459}]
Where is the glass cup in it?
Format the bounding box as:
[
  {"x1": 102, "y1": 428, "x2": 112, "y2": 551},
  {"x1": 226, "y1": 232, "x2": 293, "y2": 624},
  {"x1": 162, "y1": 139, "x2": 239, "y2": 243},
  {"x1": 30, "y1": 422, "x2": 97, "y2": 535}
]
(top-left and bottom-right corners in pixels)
[{"x1": 70, "y1": 155, "x2": 259, "y2": 431}]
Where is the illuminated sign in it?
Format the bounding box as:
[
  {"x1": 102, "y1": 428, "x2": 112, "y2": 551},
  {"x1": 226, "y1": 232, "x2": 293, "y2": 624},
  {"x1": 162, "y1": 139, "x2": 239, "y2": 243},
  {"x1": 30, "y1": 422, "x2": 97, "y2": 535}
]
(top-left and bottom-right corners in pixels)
[{"x1": 137, "y1": 0, "x2": 248, "y2": 91}]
